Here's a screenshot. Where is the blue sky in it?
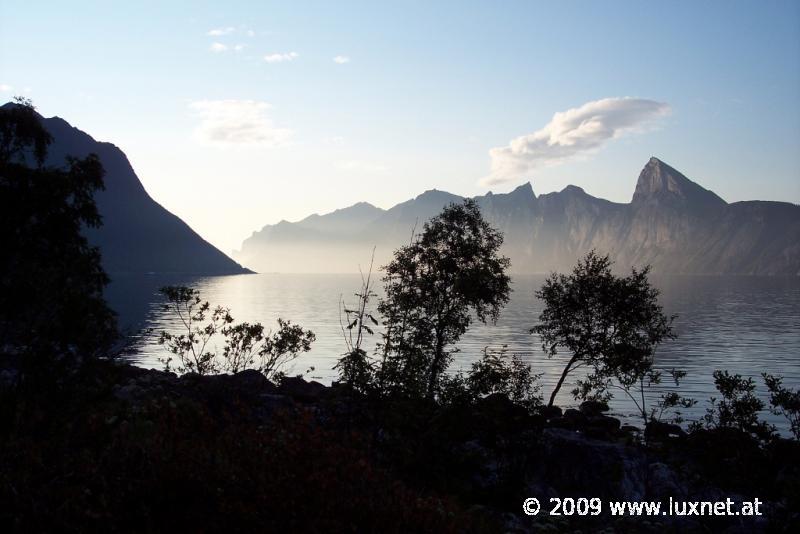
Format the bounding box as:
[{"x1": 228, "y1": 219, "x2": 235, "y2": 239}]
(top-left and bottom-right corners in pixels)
[{"x1": 1, "y1": 0, "x2": 799, "y2": 253}]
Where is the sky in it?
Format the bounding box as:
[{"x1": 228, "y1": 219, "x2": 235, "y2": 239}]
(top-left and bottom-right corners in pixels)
[{"x1": 1, "y1": 0, "x2": 799, "y2": 254}]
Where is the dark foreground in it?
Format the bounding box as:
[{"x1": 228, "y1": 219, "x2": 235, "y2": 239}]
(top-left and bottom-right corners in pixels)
[{"x1": 1, "y1": 359, "x2": 798, "y2": 533}]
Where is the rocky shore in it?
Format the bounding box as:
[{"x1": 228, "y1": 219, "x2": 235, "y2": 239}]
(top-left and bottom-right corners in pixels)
[{"x1": 76, "y1": 361, "x2": 798, "y2": 533}]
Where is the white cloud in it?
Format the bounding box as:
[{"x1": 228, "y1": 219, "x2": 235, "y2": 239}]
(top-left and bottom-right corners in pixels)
[
  {"x1": 333, "y1": 55, "x2": 350, "y2": 64},
  {"x1": 264, "y1": 52, "x2": 299, "y2": 63},
  {"x1": 209, "y1": 42, "x2": 228, "y2": 52},
  {"x1": 207, "y1": 26, "x2": 235, "y2": 36},
  {"x1": 336, "y1": 160, "x2": 388, "y2": 173},
  {"x1": 234, "y1": 44, "x2": 246, "y2": 52},
  {"x1": 189, "y1": 99, "x2": 293, "y2": 147},
  {"x1": 481, "y1": 97, "x2": 670, "y2": 186},
  {"x1": 0, "y1": 83, "x2": 12, "y2": 92},
  {"x1": 245, "y1": 29, "x2": 255, "y2": 37}
]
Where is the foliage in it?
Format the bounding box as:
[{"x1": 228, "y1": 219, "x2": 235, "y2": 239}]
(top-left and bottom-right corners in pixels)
[
  {"x1": 531, "y1": 251, "x2": 674, "y2": 408},
  {"x1": 335, "y1": 250, "x2": 378, "y2": 392},
  {"x1": 158, "y1": 286, "x2": 314, "y2": 380},
  {"x1": 374, "y1": 199, "x2": 511, "y2": 399},
  {"x1": 691, "y1": 370, "x2": 776, "y2": 442},
  {"x1": 763, "y1": 373, "x2": 800, "y2": 440},
  {"x1": 460, "y1": 346, "x2": 542, "y2": 409},
  {"x1": 0, "y1": 98, "x2": 117, "y2": 371}
]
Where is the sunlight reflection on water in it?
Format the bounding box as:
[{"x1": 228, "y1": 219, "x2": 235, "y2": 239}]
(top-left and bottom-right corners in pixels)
[{"x1": 107, "y1": 273, "x2": 800, "y2": 429}]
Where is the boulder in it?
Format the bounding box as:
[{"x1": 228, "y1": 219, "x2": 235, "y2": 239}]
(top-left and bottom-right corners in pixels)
[
  {"x1": 278, "y1": 376, "x2": 328, "y2": 402},
  {"x1": 579, "y1": 400, "x2": 610, "y2": 416}
]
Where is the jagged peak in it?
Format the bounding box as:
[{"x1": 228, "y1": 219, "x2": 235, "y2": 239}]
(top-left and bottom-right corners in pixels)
[
  {"x1": 632, "y1": 157, "x2": 726, "y2": 208},
  {"x1": 561, "y1": 184, "x2": 586, "y2": 195},
  {"x1": 509, "y1": 181, "x2": 535, "y2": 197}
]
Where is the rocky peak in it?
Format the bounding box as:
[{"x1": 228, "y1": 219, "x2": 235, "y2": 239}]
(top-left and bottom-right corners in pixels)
[{"x1": 632, "y1": 157, "x2": 726, "y2": 211}]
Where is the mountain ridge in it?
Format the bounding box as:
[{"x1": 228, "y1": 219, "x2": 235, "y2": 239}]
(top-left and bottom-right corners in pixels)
[
  {"x1": 236, "y1": 157, "x2": 800, "y2": 275},
  {"x1": 8, "y1": 104, "x2": 253, "y2": 275}
]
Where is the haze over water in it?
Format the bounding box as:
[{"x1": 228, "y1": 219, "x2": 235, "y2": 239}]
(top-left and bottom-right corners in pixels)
[{"x1": 108, "y1": 273, "x2": 800, "y2": 429}]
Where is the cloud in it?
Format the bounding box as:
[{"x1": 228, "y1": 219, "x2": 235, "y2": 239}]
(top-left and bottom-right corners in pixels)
[
  {"x1": 0, "y1": 84, "x2": 12, "y2": 92},
  {"x1": 234, "y1": 44, "x2": 246, "y2": 52},
  {"x1": 209, "y1": 42, "x2": 228, "y2": 52},
  {"x1": 264, "y1": 52, "x2": 299, "y2": 63},
  {"x1": 336, "y1": 160, "x2": 388, "y2": 173},
  {"x1": 481, "y1": 97, "x2": 670, "y2": 186},
  {"x1": 333, "y1": 55, "x2": 350, "y2": 64},
  {"x1": 189, "y1": 99, "x2": 293, "y2": 147},
  {"x1": 207, "y1": 27, "x2": 235, "y2": 36}
]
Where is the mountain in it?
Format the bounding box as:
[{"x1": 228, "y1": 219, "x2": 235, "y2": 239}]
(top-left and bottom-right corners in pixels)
[
  {"x1": 235, "y1": 158, "x2": 800, "y2": 275},
  {"x1": 17, "y1": 105, "x2": 252, "y2": 275}
]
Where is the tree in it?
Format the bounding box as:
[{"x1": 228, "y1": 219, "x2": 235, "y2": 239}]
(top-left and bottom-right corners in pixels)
[
  {"x1": 157, "y1": 285, "x2": 315, "y2": 380},
  {"x1": 532, "y1": 251, "x2": 674, "y2": 408},
  {"x1": 0, "y1": 98, "x2": 117, "y2": 370},
  {"x1": 375, "y1": 199, "x2": 511, "y2": 399},
  {"x1": 763, "y1": 373, "x2": 800, "y2": 440},
  {"x1": 692, "y1": 370, "x2": 776, "y2": 442}
]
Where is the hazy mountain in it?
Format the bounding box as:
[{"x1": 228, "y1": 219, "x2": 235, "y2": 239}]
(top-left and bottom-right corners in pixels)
[
  {"x1": 27, "y1": 107, "x2": 251, "y2": 275},
  {"x1": 236, "y1": 158, "x2": 800, "y2": 275}
]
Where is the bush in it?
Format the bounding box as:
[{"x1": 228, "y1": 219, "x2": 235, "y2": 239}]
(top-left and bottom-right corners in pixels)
[{"x1": 158, "y1": 286, "x2": 314, "y2": 380}]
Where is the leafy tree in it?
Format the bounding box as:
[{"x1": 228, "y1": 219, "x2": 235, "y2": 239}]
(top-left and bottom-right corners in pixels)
[
  {"x1": 158, "y1": 285, "x2": 314, "y2": 380},
  {"x1": 531, "y1": 251, "x2": 674, "y2": 408},
  {"x1": 0, "y1": 98, "x2": 117, "y2": 370},
  {"x1": 439, "y1": 346, "x2": 542, "y2": 409},
  {"x1": 763, "y1": 373, "x2": 800, "y2": 440},
  {"x1": 375, "y1": 199, "x2": 511, "y2": 399},
  {"x1": 691, "y1": 370, "x2": 776, "y2": 442}
]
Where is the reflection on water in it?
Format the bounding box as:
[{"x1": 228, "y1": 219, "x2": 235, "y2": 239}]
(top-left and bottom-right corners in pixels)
[{"x1": 107, "y1": 273, "x2": 800, "y2": 428}]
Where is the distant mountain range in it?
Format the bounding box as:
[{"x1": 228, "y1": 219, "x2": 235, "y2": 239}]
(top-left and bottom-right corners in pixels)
[
  {"x1": 235, "y1": 158, "x2": 800, "y2": 275},
  {"x1": 28, "y1": 107, "x2": 251, "y2": 275}
]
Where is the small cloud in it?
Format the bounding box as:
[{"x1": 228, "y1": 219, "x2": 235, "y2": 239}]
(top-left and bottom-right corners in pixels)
[
  {"x1": 336, "y1": 160, "x2": 388, "y2": 173},
  {"x1": 264, "y1": 52, "x2": 299, "y2": 63},
  {"x1": 0, "y1": 83, "x2": 12, "y2": 92},
  {"x1": 481, "y1": 97, "x2": 670, "y2": 186},
  {"x1": 207, "y1": 26, "x2": 235, "y2": 36},
  {"x1": 333, "y1": 55, "x2": 350, "y2": 64},
  {"x1": 245, "y1": 29, "x2": 255, "y2": 37},
  {"x1": 209, "y1": 42, "x2": 228, "y2": 52},
  {"x1": 234, "y1": 44, "x2": 246, "y2": 52},
  {"x1": 189, "y1": 99, "x2": 293, "y2": 147}
]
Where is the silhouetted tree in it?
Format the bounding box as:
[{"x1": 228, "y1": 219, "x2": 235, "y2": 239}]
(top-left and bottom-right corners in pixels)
[
  {"x1": 158, "y1": 285, "x2": 315, "y2": 380},
  {"x1": 763, "y1": 373, "x2": 800, "y2": 440},
  {"x1": 692, "y1": 370, "x2": 776, "y2": 442},
  {"x1": 439, "y1": 345, "x2": 543, "y2": 410},
  {"x1": 375, "y1": 199, "x2": 511, "y2": 399},
  {"x1": 532, "y1": 251, "x2": 674, "y2": 408},
  {"x1": 0, "y1": 98, "x2": 117, "y2": 372}
]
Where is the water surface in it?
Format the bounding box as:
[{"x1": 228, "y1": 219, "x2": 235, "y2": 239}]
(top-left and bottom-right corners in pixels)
[{"x1": 107, "y1": 273, "x2": 800, "y2": 429}]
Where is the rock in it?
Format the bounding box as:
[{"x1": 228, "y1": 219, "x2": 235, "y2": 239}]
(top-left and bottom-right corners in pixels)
[
  {"x1": 645, "y1": 420, "x2": 686, "y2": 441},
  {"x1": 534, "y1": 428, "x2": 647, "y2": 500},
  {"x1": 278, "y1": 376, "x2": 327, "y2": 402},
  {"x1": 647, "y1": 462, "x2": 684, "y2": 499},
  {"x1": 579, "y1": 400, "x2": 610, "y2": 416},
  {"x1": 562, "y1": 408, "x2": 588, "y2": 429},
  {"x1": 476, "y1": 393, "x2": 528, "y2": 420},
  {"x1": 537, "y1": 405, "x2": 563, "y2": 420},
  {"x1": 584, "y1": 415, "x2": 622, "y2": 440},
  {"x1": 230, "y1": 369, "x2": 278, "y2": 395}
]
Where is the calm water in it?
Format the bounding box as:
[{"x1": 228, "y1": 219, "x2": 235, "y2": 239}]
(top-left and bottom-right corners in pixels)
[{"x1": 107, "y1": 273, "x2": 800, "y2": 429}]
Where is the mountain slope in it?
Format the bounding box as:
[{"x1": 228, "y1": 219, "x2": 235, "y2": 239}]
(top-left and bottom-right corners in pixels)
[
  {"x1": 37, "y1": 110, "x2": 251, "y2": 275},
  {"x1": 235, "y1": 158, "x2": 800, "y2": 275}
]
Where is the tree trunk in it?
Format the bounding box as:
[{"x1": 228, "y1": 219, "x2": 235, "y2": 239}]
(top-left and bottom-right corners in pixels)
[{"x1": 548, "y1": 354, "x2": 579, "y2": 407}]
